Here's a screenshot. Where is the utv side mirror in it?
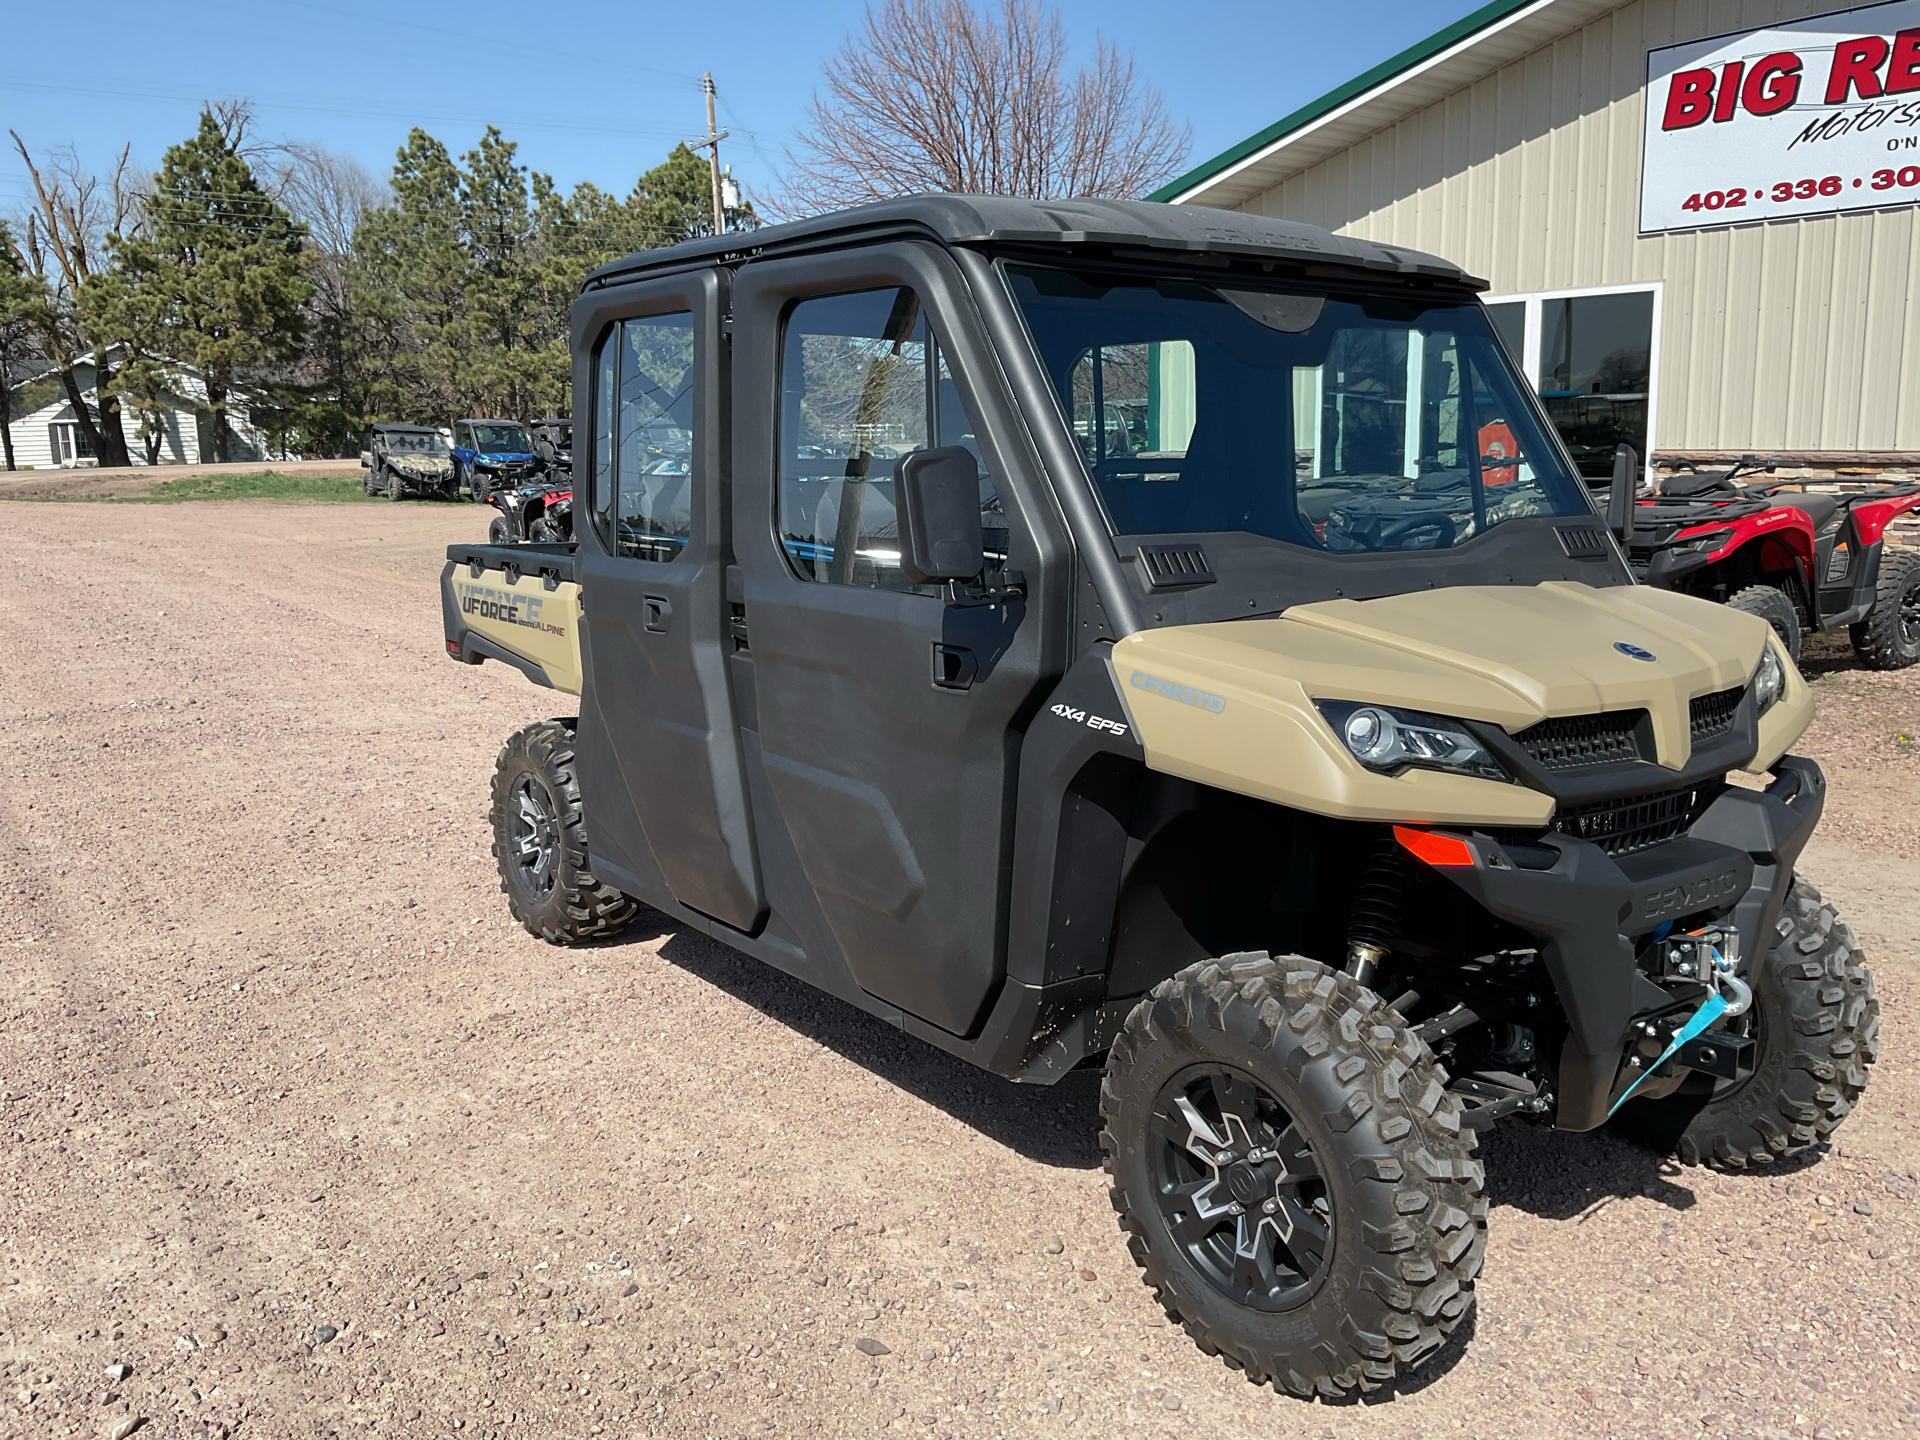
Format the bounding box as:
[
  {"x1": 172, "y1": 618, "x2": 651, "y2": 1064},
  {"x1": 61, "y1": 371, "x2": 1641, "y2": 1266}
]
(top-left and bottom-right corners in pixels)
[
  {"x1": 359, "y1": 451, "x2": 372, "y2": 468},
  {"x1": 895, "y1": 446, "x2": 984, "y2": 585},
  {"x1": 1607, "y1": 443, "x2": 1638, "y2": 541}
]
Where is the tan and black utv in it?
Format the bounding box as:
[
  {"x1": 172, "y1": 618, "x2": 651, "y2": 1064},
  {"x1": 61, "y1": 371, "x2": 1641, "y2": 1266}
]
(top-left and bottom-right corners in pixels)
[{"x1": 441, "y1": 197, "x2": 1877, "y2": 1399}]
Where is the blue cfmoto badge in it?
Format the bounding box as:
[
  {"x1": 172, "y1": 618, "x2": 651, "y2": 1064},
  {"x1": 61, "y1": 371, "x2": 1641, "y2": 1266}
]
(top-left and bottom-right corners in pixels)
[{"x1": 1614, "y1": 641, "x2": 1658, "y2": 662}]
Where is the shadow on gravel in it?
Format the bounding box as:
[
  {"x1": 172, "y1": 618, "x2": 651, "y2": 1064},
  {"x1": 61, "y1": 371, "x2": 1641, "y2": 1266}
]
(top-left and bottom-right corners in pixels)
[
  {"x1": 632, "y1": 911, "x2": 1106, "y2": 1169},
  {"x1": 1476, "y1": 1118, "x2": 1827, "y2": 1220},
  {"x1": 1798, "y1": 629, "x2": 1863, "y2": 678}
]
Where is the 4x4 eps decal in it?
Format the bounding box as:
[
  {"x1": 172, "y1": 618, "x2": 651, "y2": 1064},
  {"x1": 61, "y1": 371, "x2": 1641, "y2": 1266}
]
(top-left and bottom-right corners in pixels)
[{"x1": 1050, "y1": 703, "x2": 1129, "y2": 737}]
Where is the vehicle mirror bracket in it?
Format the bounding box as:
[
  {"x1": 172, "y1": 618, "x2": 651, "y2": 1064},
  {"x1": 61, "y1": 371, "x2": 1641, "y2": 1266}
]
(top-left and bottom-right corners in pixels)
[{"x1": 1607, "y1": 443, "x2": 1638, "y2": 542}]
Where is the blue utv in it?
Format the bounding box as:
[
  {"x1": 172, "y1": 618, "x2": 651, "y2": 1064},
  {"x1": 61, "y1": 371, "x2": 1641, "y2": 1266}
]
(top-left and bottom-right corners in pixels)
[{"x1": 450, "y1": 419, "x2": 539, "y2": 497}]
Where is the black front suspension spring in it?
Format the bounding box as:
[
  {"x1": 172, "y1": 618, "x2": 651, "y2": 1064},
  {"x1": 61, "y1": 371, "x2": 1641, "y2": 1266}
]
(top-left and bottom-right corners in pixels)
[{"x1": 1346, "y1": 836, "x2": 1409, "y2": 973}]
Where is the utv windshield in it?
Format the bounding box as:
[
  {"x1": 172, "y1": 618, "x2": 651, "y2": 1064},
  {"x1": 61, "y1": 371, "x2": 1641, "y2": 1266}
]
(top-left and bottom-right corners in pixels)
[
  {"x1": 385, "y1": 431, "x2": 447, "y2": 454},
  {"x1": 1007, "y1": 266, "x2": 1590, "y2": 554},
  {"x1": 471, "y1": 424, "x2": 530, "y2": 454}
]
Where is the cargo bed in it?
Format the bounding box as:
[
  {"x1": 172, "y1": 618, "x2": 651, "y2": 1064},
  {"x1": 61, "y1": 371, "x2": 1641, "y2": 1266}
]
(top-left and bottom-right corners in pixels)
[{"x1": 440, "y1": 542, "x2": 583, "y2": 693}]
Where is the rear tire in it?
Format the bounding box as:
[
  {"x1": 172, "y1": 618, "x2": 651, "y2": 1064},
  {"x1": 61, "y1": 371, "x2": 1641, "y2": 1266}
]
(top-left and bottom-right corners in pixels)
[
  {"x1": 1727, "y1": 584, "x2": 1801, "y2": 664},
  {"x1": 490, "y1": 720, "x2": 638, "y2": 945},
  {"x1": 488, "y1": 516, "x2": 511, "y2": 545},
  {"x1": 1102, "y1": 954, "x2": 1484, "y2": 1399},
  {"x1": 1849, "y1": 547, "x2": 1920, "y2": 669},
  {"x1": 1611, "y1": 876, "x2": 1876, "y2": 1170}
]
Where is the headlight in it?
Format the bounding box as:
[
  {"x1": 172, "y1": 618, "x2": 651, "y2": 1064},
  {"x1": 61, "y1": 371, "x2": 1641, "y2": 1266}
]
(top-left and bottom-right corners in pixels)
[
  {"x1": 1753, "y1": 640, "x2": 1787, "y2": 716},
  {"x1": 1314, "y1": 700, "x2": 1509, "y2": 782}
]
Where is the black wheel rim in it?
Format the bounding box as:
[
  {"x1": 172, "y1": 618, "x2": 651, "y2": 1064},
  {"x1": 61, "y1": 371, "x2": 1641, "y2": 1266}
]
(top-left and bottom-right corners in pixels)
[
  {"x1": 1900, "y1": 577, "x2": 1920, "y2": 650},
  {"x1": 1149, "y1": 1064, "x2": 1333, "y2": 1313},
  {"x1": 509, "y1": 775, "x2": 561, "y2": 899}
]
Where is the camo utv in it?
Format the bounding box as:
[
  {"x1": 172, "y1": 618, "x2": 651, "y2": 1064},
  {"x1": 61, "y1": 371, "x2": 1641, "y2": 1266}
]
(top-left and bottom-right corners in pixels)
[{"x1": 362, "y1": 424, "x2": 460, "y2": 500}]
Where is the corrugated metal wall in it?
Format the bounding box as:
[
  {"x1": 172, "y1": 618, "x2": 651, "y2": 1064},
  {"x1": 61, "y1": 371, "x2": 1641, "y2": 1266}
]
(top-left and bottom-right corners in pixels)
[{"x1": 1234, "y1": 0, "x2": 1920, "y2": 454}]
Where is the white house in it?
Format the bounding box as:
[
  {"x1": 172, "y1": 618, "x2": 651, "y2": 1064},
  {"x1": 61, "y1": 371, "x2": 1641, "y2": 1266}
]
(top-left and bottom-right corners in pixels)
[{"x1": 3, "y1": 351, "x2": 268, "y2": 468}]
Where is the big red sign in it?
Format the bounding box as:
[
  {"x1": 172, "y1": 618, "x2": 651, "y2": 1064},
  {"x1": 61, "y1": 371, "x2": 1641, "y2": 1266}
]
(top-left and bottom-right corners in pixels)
[{"x1": 1641, "y1": 0, "x2": 1920, "y2": 232}]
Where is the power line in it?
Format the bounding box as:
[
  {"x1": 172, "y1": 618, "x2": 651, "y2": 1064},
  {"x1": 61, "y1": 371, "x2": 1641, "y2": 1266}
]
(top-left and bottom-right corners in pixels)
[
  {"x1": 0, "y1": 77, "x2": 705, "y2": 144},
  {"x1": 206, "y1": 0, "x2": 706, "y2": 95}
]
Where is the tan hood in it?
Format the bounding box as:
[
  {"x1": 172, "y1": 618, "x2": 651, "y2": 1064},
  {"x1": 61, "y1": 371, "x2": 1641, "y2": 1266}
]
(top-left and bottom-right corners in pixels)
[{"x1": 1111, "y1": 582, "x2": 1812, "y2": 827}]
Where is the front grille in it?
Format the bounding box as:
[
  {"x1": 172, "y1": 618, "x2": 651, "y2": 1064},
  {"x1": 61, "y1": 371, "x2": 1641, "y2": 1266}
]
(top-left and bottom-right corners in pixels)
[
  {"x1": 1515, "y1": 710, "x2": 1646, "y2": 771},
  {"x1": 1689, "y1": 686, "x2": 1742, "y2": 743},
  {"x1": 1552, "y1": 786, "x2": 1696, "y2": 856}
]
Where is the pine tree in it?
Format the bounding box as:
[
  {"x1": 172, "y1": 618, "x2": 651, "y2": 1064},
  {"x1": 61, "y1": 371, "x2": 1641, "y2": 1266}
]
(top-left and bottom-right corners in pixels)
[{"x1": 111, "y1": 111, "x2": 311, "y2": 462}]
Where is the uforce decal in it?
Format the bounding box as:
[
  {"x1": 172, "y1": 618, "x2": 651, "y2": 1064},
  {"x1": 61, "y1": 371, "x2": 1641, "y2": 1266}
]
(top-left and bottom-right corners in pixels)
[
  {"x1": 1130, "y1": 670, "x2": 1226, "y2": 713},
  {"x1": 1050, "y1": 703, "x2": 1129, "y2": 737},
  {"x1": 1639, "y1": 868, "x2": 1743, "y2": 923},
  {"x1": 455, "y1": 581, "x2": 569, "y2": 637}
]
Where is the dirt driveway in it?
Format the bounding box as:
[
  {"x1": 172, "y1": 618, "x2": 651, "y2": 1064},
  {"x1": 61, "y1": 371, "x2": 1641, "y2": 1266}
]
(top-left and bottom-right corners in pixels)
[{"x1": 1, "y1": 501, "x2": 1915, "y2": 1440}]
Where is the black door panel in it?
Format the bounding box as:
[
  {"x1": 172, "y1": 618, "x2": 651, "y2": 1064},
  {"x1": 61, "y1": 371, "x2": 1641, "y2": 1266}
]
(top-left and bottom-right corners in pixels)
[
  {"x1": 731, "y1": 245, "x2": 1056, "y2": 1037},
  {"x1": 572, "y1": 270, "x2": 766, "y2": 933}
]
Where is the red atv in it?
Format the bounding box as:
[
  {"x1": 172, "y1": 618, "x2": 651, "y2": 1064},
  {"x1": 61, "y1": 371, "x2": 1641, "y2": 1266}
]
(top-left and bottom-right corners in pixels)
[
  {"x1": 1623, "y1": 456, "x2": 1920, "y2": 667},
  {"x1": 484, "y1": 480, "x2": 574, "y2": 545}
]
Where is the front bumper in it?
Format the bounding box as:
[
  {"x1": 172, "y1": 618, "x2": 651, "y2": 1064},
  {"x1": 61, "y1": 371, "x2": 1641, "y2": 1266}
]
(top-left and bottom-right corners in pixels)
[{"x1": 1431, "y1": 756, "x2": 1824, "y2": 1130}]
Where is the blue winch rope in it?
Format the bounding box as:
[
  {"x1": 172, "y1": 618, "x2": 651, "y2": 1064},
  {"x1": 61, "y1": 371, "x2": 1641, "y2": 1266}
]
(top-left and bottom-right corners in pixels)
[{"x1": 1606, "y1": 988, "x2": 1728, "y2": 1118}]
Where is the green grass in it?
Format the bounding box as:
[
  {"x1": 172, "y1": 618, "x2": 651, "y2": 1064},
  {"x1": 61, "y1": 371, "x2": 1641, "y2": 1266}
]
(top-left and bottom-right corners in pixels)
[{"x1": 139, "y1": 469, "x2": 376, "y2": 503}]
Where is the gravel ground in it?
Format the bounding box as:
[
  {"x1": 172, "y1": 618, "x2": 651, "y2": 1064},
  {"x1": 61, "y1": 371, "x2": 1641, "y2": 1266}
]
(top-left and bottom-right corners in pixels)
[{"x1": 1, "y1": 501, "x2": 1915, "y2": 1440}]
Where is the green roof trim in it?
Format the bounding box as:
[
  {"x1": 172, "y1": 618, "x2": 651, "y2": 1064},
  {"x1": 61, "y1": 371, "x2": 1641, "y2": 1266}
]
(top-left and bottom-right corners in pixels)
[{"x1": 1149, "y1": 0, "x2": 1541, "y2": 203}]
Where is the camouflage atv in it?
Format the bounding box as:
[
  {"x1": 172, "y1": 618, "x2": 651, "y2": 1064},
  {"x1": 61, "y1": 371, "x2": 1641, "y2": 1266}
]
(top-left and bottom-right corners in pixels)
[{"x1": 362, "y1": 424, "x2": 462, "y2": 501}]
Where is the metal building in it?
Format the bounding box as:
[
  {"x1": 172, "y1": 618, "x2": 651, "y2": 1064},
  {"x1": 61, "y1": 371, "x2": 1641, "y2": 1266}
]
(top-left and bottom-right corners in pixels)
[{"x1": 1156, "y1": 0, "x2": 1920, "y2": 481}]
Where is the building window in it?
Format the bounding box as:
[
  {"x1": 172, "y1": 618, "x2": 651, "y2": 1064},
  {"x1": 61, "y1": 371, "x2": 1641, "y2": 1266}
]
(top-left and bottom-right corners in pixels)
[
  {"x1": 49, "y1": 420, "x2": 96, "y2": 466},
  {"x1": 1480, "y1": 285, "x2": 1659, "y2": 480}
]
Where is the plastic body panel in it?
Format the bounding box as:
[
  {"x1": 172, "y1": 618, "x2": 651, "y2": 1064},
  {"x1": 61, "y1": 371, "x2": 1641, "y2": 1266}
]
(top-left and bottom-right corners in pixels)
[
  {"x1": 569, "y1": 268, "x2": 767, "y2": 933},
  {"x1": 441, "y1": 543, "x2": 583, "y2": 693},
  {"x1": 727, "y1": 241, "x2": 1063, "y2": 1038}
]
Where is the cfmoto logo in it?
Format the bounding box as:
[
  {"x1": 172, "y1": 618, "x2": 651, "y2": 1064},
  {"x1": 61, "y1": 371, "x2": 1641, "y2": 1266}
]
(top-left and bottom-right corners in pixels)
[{"x1": 1614, "y1": 641, "x2": 1657, "y2": 662}]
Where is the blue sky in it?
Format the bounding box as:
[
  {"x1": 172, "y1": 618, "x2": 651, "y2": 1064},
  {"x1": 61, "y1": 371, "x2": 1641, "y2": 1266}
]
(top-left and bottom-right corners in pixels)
[{"x1": 1, "y1": 0, "x2": 1466, "y2": 216}]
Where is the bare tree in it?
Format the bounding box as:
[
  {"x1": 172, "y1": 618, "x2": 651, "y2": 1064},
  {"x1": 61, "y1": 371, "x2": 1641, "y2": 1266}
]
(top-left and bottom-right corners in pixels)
[
  {"x1": 6, "y1": 132, "x2": 141, "y2": 466},
  {"x1": 780, "y1": 0, "x2": 1189, "y2": 213},
  {"x1": 263, "y1": 142, "x2": 386, "y2": 255}
]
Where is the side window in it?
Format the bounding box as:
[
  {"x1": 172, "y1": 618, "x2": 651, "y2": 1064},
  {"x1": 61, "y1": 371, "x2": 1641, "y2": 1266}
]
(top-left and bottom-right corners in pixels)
[
  {"x1": 778, "y1": 287, "x2": 1005, "y2": 593},
  {"x1": 612, "y1": 312, "x2": 695, "y2": 562},
  {"x1": 592, "y1": 331, "x2": 616, "y2": 546}
]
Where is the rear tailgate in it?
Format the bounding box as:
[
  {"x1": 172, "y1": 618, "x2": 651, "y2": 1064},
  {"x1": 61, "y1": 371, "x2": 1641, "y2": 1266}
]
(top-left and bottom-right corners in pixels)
[{"x1": 441, "y1": 543, "x2": 583, "y2": 694}]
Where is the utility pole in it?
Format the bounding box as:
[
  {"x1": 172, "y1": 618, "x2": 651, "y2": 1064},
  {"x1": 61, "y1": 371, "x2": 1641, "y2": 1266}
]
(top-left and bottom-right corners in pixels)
[{"x1": 693, "y1": 73, "x2": 728, "y2": 236}]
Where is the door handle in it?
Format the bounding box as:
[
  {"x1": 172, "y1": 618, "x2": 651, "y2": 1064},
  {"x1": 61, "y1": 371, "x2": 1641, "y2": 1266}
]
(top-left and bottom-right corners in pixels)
[
  {"x1": 644, "y1": 594, "x2": 672, "y2": 633},
  {"x1": 932, "y1": 643, "x2": 977, "y2": 690}
]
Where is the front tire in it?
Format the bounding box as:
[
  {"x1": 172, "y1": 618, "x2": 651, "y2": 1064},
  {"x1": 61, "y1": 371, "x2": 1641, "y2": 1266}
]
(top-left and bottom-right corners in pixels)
[
  {"x1": 1612, "y1": 876, "x2": 1877, "y2": 1169},
  {"x1": 386, "y1": 466, "x2": 405, "y2": 502},
  {"x1": 488, "y1": 516, "x2": 511, "y2": 545},
  {"x1": 1102, "y1": 955, "x2": 1484, "y2": 1399},
  {"x1": 490, "y1": 720, "x2": 638, "y2": 945},
  {"x1": 1849, "y1": 547, "x2": 1920, "y2": 669},
  {"x1": 1728, "y1": 583, "x2": 1802, "y2": 663}
]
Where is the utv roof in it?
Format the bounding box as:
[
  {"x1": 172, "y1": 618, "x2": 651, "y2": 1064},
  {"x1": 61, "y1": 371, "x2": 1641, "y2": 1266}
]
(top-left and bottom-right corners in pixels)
[
  {"x1": 370, "y1": 423, "x2": 442, "y2": 434},
  {"x1": 581, "y1": 194, "x2": 1482, "y2": 294}
]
